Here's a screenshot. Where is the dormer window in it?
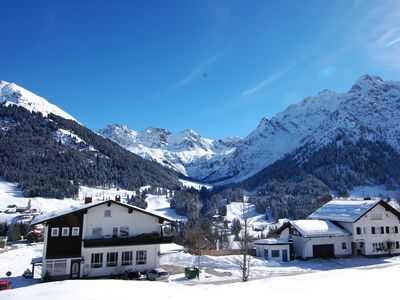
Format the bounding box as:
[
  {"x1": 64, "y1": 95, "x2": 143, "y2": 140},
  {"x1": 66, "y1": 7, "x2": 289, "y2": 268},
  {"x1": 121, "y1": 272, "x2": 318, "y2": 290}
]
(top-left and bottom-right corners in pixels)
[{"x1": 104, "y1": 210, "x2": 112, "y2": 217}]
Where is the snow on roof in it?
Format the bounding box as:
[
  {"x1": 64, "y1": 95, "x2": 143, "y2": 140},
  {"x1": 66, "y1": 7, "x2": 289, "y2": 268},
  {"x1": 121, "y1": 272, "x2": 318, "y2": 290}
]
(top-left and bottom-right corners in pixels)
[
  {"x1": 308, "y1": 199, "x2": 379, "y2": 222},
  {"x1": 290, "y1": 220, "x2": 350, "y2": 238},
  {"x1": 254, "y1": 238, "x2": 292, "y2": 245},
  {"x1": 31, "y1": 200, "x2": 172, "y2": 225},
  {"x1": 31, "y1": 200, "x2": 102, "y2": 225}
]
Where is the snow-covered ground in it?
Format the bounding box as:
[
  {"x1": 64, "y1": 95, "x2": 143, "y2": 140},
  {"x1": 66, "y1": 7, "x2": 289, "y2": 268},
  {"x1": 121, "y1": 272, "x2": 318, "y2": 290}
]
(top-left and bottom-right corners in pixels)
[
  {"x1": 0, "y1": 178, "x2": 185, "y2": 223},
  {"x1": 349, "y1": 185, "x2": 396, "y2": 198},
  {"x1": 3, "y1": 243, "x2": 400, "y2": 299},
  {"x1": 145, "y1": 194, "x2": 187, "y2": 221},
  {"x1": 179, "y1": 179, "x2": 213, "y2": 190}
]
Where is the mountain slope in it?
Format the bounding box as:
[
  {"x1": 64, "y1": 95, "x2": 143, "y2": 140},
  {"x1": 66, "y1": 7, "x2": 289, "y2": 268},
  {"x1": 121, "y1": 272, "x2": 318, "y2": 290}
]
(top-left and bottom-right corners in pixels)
[
  {"x1": 99, "y1": 124, "x2": 240, "y2": 175},
  {"x1": 100, "y1": 75, "x2": 400, "y2": 187},
  {"x1": 0, "y1": 80, "x2": 76, "y2": 121},
  {"x1": 0, "y1": 82, "x2": 181, "y2": 198}
]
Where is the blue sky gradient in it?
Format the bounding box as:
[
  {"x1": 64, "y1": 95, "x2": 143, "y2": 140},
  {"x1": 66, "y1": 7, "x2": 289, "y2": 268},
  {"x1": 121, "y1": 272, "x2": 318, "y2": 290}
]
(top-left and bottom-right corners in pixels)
[{"x1": 1, "y1": 0, "x2": 400, "y2": 139}]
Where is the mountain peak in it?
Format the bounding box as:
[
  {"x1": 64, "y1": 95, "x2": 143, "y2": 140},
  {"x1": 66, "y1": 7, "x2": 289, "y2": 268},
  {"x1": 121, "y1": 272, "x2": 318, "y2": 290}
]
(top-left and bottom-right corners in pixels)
[
  {"x1": 350, "y1": 74, "x2": 384, "y2": 92},
  {"x1": 0, "y1": 81, "x2": 77, "y2": 122}
]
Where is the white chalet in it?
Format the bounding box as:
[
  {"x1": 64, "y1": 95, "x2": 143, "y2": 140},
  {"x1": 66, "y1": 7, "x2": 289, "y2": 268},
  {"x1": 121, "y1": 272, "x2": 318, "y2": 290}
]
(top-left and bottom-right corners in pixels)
[
  {"x1": 308, "y1": 199, "x2": 400, "y2": 256},
  {"x1": 30, "y1": 199, "x2": 172, "y2": 281}
]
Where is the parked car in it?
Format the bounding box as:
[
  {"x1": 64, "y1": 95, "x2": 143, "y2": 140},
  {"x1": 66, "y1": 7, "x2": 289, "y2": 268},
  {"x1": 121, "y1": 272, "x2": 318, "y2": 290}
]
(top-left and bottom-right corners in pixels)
[
  {"x1": 146, "y1": 268, "x2": 169, "y2": 281},
  {"x1": 0, "y1": 280, "x2": 11, "y2": 291},
  {"x1": 122, "y1": 270, "x2": 141, "y2": 280}
]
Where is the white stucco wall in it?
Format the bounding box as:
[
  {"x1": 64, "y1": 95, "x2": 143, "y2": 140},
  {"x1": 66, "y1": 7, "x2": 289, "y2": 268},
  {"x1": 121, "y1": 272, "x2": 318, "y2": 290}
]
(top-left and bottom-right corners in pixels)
[
  {"x1": 81, "y1": 244, "x2": 160, "y2": 278},
  {"x1": 255, "y1": 244, "x2": 291, "y2": 262},
  {"x1": 83, "y1": 203, "x2": 161, "y2": 239},
  {"x1": 292, "y1": 235, "x2": 352, "y2": 259},
  {"x1": 341, "y1": 204, "x2": 400, "y2": 256}
]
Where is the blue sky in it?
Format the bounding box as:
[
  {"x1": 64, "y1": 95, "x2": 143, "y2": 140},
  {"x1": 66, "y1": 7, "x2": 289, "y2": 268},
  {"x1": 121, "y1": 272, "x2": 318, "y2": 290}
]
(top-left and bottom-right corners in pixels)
[{"x1": 1, "y1": 0, "x2": 400, "y2": 139}]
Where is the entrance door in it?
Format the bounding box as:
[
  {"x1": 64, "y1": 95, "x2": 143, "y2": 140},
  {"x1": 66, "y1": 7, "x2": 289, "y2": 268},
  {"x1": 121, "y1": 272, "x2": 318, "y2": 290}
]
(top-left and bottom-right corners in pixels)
[
  {"x1": 70, "y1": 259, "x2": 81, "y2": 279},
  {"x1": 282, "y1": 249, "x2": 288, "y2": 262}
]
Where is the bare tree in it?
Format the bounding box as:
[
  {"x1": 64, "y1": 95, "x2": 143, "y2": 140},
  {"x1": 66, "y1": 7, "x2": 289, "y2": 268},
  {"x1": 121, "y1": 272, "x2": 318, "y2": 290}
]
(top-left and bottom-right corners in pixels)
[{"x1": 234, "y1": 199, "x2": 256, "y2": 282}]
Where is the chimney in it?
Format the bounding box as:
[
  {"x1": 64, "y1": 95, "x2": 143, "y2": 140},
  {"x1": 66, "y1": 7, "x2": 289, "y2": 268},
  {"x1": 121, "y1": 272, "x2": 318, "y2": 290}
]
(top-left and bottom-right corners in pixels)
[
  {"x1": 84, "y1": 196, "x2": 92, "y2": 204},
  {"x1": 115, "y1": 195, "x2": 121, "y2": 202}
]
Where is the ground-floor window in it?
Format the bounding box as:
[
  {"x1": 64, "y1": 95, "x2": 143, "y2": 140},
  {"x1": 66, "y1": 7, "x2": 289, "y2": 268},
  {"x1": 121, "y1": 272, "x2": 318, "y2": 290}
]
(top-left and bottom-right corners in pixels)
[
  {"x1": 122, "y1": 251, "x2": 133, "y2": 266},
  {"x1": 91, "y1": 253, "x2": 103, "y2": 268},
  {"x1": 45, "y1": 259, "x2": 67, "y2": 276},
  {"x1": 271, "y1": 250, "x2": 280, "y2": 258},
  {"x1": 372, "y1": 242, "x2": 385, "y2": 252},
  {"x1": 106, "y1": 252, "x2": 118, "y2": 267},
  {"x1": 136, "y1": 250, "x2": 147, "y2": 265},
  {"x1": 263, "y1": 249, "x2": 269, "y2": 259},
  {"x1": 342, "y1": 242, "x2": 347, "y2": 250}
]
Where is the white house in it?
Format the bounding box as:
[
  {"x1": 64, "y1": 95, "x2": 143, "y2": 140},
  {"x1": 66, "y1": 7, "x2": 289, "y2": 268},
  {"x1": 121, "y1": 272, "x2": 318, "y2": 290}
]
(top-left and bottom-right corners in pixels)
[
  {"x1": 309, "y1": 199, "x2": 400, "y2": 256},
  {"x1": 290, "y1": 219, "x2": 352, "y2": 259},
  {"x1": 254, "y1": 238, "x2": 292, "y2": 262},
  {"x1": 30, "y1": 199, "x2": 173, "y2": 281}
]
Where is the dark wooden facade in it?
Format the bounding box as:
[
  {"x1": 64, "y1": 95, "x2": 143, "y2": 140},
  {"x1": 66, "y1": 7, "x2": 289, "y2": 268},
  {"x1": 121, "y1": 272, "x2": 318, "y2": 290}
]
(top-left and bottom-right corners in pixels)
[{"x1": 46, "y1": 211, "x2": 84, "y2": 259}]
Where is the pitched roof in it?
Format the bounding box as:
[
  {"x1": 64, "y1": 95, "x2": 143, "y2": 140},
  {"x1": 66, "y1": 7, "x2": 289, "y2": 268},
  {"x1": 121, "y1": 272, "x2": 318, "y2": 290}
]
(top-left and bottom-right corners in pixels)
[
  {"x1": 308, "y1": 199, "x2": 400, "y2": 222},
  {"x1": 308, "y1": 199, "x2": 378, "y2": 222},
  {"x1": 290, "y1": 219, "x2": 351, "y2": 238},
  {"x1": 31, "y1": 200, "x2": 173, "y2": 225}
]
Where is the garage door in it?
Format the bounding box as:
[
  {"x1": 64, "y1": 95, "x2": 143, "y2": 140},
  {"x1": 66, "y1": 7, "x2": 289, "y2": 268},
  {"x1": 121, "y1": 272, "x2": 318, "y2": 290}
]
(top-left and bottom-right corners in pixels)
[{"x1": 312, "y1": 244, "x2": 334, "y2": 258}]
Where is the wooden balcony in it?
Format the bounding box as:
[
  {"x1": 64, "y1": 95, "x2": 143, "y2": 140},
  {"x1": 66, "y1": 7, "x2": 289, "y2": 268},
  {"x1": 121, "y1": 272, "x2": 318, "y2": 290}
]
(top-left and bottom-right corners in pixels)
[{"x1": 83, "y1": 233, "x2": 173, "y2": 248}]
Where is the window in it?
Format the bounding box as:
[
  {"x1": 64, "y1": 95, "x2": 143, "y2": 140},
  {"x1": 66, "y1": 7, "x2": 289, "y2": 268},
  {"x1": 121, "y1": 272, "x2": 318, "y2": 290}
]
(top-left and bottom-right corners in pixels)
[
  {"x1": 395, "y1": 226, "x2": 399, "y2": 234},
  {"x1": 104, "y1": 209, "x2": 111, "y2": 217},
  {"x1": 51, "y1": 227, "x2": 59, "y2": 237},
  {"x1": 386, "y1": 226, "x2": 390, "y2": 234},
  {"x1": 91, "y1": 253, "x2": 103, "y2": 268},
  {"x1": 396, "y1": 241, "x2": 400, "y2": 249},
  {"x1": 113, "y1": 227, "x2": 118, "y2": 237},
  {"x1": 371, "y1": 227, "x2": 376, "y2": 234},
  {"x1": 356, "y1": 227, "x2": 361, "y2": 235},
  {"x1": 61, "y1": 227, "x2": 70, "y2": 236},
  {"x1": 271, "y1": 250, "x2": 280, "y2": 258},
  {"x1": 381, "y1": 226, "x2": 384, "y2": 234},
  {"x1": 71, "y1": 227, "x2": 80, "y2": 236},
  {"x1": 92, "y1": 227, "x2": 102, "y2": 238},
  {"x1": 119, "y1": 227, "x2": 129, "y2": 237},
  {"x1": 136, "y1": 250, "x2": 147, "y2": 265},
  {"x1": 106, "y1": 252, "x2": 118, "y2": 267},
  {"x1": 45, "y1": 259, "x2": 67, "y2": 276},
  {"x1": 263, "y1": 249, "x2": 269, "y2": 259},
  {"x1": 342, "y1": 242, "x2": 347, "y2": 250},
  {"x1": 122, "y1": 251, "x2": 133, "y2": 266},
  {"x1": 371, "y1": 213, "x2": 382, "y2": 220}
]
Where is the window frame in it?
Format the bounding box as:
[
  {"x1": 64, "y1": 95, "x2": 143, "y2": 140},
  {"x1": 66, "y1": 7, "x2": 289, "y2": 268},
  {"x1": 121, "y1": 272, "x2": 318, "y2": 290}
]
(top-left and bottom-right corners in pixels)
[
  {"x1": 136, "y1": 250, "x2": 147, "y2": 265},
  {"x1": 92, "y1": 227, "x2": 102, "y2": 238},
  {"x1": 91, "y1": 253, "x2": 103, "y2": 269},
  {"x1": 61, "y1": 227, "x2": 70, "y2": 237},
  {"x1": 51, "y1": 227, "x2": 59, "y2": 237},
  {"x1": 121, "y1": 251, "x2": 133, "y2": 266},
  {"x1": 104, "y1": 209, "x2": 112, "y2": 217},
  {"x1": 271, "y1": 250, "x2": 280, "y2": 258},
  {"x1": 71, "y1": 227, "x2": 80, "y2": 236},
  {"x1": 342, "y1": 242, "x2": 347, "y2": 250},
  {"x1": 106, "y1": 252, "x2": 118, "y2": 267},
  {"x1": 119, "y1": 227, "x2": 129, "y2": 237}
]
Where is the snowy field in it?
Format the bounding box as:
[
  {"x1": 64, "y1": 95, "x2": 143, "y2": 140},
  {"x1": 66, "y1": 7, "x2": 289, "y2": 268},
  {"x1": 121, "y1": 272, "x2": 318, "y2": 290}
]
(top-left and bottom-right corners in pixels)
[
  {"x1": 179, "y1": 179, "x2": 213, "y2": 190},
  {"x1": 0, "y1": 178, "x2": 184, "y2": 222},
  {"x1": 2, "y1": 247, "x2": 400, "y2": 299}
]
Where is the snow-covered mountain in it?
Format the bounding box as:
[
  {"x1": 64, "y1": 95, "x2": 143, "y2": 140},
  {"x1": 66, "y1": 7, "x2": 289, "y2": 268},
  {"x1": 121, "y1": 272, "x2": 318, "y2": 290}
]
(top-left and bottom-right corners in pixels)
[
  {"x1": 0, "y1": 80, "x2": 77, "y2": 121},
  {"x1": 98, "y1": 124, "x2": 240, "y2": 175},
  {"x1": 100, "y1": 75, "x2": 400, "y2": 185}
]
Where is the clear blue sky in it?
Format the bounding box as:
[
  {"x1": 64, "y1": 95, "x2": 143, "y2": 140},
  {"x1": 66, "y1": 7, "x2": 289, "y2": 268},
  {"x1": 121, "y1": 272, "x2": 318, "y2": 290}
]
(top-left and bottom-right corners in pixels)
[{"x1": 1, "y1": 0, "x2": 400, "y2": 139}]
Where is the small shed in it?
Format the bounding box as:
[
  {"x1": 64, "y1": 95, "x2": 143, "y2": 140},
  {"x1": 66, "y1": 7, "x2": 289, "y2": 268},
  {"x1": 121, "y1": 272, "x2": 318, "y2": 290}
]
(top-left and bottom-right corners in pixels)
[{"x1": 254, "y1": 238, "x2": 292, "y2": 262}]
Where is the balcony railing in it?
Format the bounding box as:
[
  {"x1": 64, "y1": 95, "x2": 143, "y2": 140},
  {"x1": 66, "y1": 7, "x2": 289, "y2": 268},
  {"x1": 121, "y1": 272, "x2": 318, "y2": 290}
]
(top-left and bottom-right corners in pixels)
[{"x1": 83, "y1": 233, "x2": 173, "y2": 248}]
